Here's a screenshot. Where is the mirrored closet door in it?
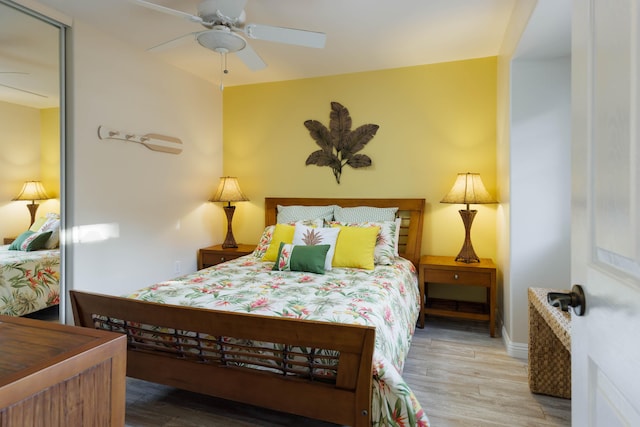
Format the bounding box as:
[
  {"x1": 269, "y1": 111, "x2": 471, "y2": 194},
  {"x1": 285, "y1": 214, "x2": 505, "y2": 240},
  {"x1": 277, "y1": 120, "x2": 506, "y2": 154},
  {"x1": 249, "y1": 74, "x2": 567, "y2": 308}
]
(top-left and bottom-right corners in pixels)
[{"x1": 0, "y1": 0, "x2": 66, "y2": 322}]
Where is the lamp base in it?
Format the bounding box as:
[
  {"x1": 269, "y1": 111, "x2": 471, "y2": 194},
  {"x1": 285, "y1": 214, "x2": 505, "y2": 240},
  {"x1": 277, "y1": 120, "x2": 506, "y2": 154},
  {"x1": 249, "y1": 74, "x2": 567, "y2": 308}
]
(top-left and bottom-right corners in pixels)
[
  {"x1": 222, "y1": 205, "x2": 238, "y2": 248},
  {"x1": 27, "y1": 202, "x2": 39, "y2": 227},
  {"x1": 455, "y1": 209, "x2": 480, "y2": 263}
]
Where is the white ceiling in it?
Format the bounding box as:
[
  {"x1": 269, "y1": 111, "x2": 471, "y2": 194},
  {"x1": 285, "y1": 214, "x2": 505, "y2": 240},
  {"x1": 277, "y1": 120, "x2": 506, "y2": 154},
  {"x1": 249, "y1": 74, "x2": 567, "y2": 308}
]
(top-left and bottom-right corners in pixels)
[{"x1": 1, "y1": 0, "x2": 571, "y2": 108}]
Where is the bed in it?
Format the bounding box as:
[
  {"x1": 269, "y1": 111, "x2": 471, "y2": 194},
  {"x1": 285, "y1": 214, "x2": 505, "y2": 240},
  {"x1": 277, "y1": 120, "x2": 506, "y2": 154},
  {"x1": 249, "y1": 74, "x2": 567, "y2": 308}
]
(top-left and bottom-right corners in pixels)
[
  {"x1": 0, "y1": 245, "x2": 60, "y2": 316},
  {"x1": 71, "y1": 197, "x2": 428, "y2": 426}
]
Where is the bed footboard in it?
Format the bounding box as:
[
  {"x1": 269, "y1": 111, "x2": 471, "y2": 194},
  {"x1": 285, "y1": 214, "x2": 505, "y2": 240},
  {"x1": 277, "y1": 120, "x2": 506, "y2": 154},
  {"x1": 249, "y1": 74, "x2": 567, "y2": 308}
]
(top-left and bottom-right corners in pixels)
[{"x1": 70, "y1": 290, "x2": 375, "y2": 426}]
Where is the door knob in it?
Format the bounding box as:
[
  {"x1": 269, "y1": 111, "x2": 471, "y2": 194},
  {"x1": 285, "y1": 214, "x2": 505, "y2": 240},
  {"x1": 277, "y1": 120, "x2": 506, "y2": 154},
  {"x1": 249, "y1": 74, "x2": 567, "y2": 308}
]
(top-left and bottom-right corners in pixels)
[{"x1": 547, "y1": 284, "x2": 586, "y2": 316}]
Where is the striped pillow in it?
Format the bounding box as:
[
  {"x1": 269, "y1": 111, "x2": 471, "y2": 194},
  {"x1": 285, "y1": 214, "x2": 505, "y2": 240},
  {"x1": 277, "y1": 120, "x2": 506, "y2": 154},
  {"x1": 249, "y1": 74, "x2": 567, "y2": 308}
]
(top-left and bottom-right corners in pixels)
[
  {"x1": 276, "y1": 205, "x2": 336, "y2": 224},
  {"x1": 333, "y1": 206, "x2": 398, "y2": 222}
]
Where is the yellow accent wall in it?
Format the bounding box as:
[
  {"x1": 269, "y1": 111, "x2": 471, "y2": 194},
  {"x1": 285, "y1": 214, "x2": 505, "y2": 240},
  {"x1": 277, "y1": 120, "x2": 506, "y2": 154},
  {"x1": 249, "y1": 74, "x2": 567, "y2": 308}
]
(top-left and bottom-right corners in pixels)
[
  {"x1": 40, "y1": 107, "x2": 60, "y2": 215},
  {"x1": 223, "y1": 57, "x2": 497, "y2": 262}
]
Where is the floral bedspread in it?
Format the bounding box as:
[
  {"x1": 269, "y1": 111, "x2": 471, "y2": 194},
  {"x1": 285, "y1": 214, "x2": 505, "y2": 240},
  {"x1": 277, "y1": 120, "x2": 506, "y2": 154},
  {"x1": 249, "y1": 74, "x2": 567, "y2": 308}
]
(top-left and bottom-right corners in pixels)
[
  {"x1": 0, "y1": 245, "x2": 60, "y2": 316},
  {"x1": 126, "y1": 253, "x2": 430, "y2": 426}
]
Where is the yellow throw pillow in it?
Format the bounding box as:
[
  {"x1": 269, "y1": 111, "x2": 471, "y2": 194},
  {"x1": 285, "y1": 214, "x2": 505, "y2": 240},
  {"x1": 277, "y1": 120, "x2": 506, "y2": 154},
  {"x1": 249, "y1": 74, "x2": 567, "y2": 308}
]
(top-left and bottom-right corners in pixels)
[
  {"x1": 262, "y1": 224, "x2": 295, "y2": 262},
  {"x1": 29, "y1": 216, "x2": 48, "y2": 232},
  {"x1": 332, "y1": 225, "x2": 380, "y2": 270}
]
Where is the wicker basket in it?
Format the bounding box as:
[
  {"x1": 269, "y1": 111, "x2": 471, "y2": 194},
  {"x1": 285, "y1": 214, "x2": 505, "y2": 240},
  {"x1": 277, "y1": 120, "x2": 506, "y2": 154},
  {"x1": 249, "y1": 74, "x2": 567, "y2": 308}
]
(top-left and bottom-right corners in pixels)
[{"x1": 528, "y1": 288, "x2": 571, "y2": 399}]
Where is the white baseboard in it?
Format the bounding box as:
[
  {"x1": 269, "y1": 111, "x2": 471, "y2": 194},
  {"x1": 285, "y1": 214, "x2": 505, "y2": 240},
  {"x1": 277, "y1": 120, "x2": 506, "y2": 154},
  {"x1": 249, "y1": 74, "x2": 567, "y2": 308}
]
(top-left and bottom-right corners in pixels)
[{"x1": 502, "y1": 325, "x2": 528, "y2": 359}]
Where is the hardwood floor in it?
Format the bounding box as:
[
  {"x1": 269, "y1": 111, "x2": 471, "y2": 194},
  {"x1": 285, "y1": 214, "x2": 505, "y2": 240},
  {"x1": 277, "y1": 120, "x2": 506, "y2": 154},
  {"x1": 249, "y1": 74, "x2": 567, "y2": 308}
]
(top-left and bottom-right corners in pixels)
[
  {"x1": 124, "y1": 317, "x2": 571, "y2": 426},
  {"x1": 405, "y1": 318, "x2": 571, "y2": 426}
]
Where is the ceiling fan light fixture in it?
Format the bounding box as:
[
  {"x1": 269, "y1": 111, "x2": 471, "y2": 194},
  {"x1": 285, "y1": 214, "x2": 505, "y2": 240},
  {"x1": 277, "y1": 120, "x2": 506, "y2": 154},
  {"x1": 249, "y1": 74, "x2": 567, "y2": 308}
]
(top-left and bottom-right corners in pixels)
[{"x1": 196, "y1": 27, "x2": 246, "y2": 53}]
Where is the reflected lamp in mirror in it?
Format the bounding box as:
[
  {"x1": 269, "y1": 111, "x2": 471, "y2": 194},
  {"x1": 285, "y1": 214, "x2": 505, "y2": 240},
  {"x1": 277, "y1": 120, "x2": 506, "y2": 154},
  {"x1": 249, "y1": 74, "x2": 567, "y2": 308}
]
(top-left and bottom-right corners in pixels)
[
  {"x1": 13, "y1": 180, "x2": 50, "y2": 227},
  {"x1": 441, "y1": 172, "x2": 497, "y2": 263},
  {"x1": 209, "y1": 177, "x2": 249, "y2": 248}
]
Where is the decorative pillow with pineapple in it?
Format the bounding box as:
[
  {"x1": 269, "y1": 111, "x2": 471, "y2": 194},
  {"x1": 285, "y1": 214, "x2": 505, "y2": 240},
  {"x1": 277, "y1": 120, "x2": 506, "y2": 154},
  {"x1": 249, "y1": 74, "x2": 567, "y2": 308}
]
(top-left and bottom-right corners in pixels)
[{"x1": 292, "y1": 224, "x2": 340, "y2": 271}]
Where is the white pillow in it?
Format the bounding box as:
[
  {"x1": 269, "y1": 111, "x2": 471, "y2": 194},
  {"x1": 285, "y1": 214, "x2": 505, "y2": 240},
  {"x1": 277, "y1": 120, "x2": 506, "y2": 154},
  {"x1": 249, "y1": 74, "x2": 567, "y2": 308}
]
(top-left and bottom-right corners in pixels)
[
  {"x1": 333, "y1": 206, "x2": 398, "y2": 222},
  {"x1": 276, "y1": 205, "x2": 336, "y2": 224},
  {"x1": 292, "y1": 224, "x2": 340, "y2": 271},
  {"x1": 394, "y1": 217, "x2": 401, "y2": 256},
  {"x1": 37, "y1": 213, "x2": 60, "y2": 249}
]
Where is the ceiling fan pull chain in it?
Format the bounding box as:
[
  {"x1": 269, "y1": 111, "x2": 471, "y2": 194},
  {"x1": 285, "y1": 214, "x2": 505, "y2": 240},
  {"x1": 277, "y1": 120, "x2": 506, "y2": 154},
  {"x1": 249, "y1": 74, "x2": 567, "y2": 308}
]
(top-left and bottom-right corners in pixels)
[{"x1": 219, "y1": 51, "x2": 229, "y2": 91}]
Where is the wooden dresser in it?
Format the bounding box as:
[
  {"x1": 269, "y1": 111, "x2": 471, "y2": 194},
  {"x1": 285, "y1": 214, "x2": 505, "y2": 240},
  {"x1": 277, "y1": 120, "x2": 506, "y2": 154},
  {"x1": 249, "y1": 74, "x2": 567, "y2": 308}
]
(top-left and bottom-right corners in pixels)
[{"x1": 0, "y1": 315, "x2": 126, "y2": 426}]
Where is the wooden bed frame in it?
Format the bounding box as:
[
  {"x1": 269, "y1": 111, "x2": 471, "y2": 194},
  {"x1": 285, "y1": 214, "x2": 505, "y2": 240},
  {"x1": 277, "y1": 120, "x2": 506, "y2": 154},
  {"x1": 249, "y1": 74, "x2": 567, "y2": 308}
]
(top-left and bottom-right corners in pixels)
[{"x1": 71, "y1": 197, "x2": 425, "y2": 426}]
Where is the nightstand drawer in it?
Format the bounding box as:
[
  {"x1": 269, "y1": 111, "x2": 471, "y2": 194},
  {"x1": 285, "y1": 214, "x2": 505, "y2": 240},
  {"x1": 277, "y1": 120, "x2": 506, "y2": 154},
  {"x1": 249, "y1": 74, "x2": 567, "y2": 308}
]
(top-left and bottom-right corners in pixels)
[
  {"x1": 424, "y1": 269, "x2": 491, "y2": 287},
  {"x1": 201, "y1": 251, "x2": 243, "y2": 266},
  {"x1": 198, "y1": 244, "x2": 256, "y2": 269}
]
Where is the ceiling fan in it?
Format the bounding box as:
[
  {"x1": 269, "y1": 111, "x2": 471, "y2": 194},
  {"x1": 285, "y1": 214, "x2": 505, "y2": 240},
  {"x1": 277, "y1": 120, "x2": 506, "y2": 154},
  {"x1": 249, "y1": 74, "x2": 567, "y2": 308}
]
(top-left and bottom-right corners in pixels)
[
  {"x1": 131, "y1": 0, "x2": 327, "y2": 74},
  {"x1": 0, "y1": 72, "x2": 47, "y2": 98}
]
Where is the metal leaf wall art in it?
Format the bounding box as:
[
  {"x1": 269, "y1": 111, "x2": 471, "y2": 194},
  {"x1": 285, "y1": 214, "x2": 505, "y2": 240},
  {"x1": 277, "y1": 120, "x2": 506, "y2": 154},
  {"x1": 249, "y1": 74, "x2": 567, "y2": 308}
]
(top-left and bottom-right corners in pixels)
[{"x1": 304, "y1": 102, "x2": 379, "y2": 184}]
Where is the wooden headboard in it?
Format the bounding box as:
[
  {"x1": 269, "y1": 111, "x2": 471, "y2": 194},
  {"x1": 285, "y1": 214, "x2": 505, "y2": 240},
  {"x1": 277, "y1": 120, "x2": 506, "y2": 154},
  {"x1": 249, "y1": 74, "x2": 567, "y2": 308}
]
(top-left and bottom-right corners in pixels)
[{"x1": 265, "y1": 197, "x2": 425, "y2": 268}]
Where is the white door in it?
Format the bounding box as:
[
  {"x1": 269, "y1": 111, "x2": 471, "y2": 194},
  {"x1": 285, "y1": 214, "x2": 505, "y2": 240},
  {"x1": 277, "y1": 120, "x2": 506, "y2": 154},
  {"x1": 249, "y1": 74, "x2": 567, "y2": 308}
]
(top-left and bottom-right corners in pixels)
[{"x1": 572, "y1": 0, "x2": 640, "y2": 425}]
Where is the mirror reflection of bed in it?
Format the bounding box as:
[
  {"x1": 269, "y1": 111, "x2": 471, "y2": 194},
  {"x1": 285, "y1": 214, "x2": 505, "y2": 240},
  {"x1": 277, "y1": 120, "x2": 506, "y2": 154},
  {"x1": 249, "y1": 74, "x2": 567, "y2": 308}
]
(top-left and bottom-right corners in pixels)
[
  {"x1": 0, "y1": 1, "x2": 63, "y2": 321},
  {"x1": 0, "y1": 232, "x2": 60, "y2": 319}
]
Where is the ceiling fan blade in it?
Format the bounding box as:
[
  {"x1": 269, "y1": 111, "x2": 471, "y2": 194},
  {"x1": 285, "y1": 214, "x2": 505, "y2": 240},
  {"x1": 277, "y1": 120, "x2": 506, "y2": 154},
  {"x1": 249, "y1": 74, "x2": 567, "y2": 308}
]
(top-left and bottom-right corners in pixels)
[
  {"x1": 244, "y1": 24, "x2": 326, "y2": 49},
  {"x1": 147, "y1": 31, "x2": 204, "y2": 52},
  {"x1": 234, "y1": 42, "x2": 266, "y2": 71},
  {"x1": 0, "y1": 82, "x2": 47, "y2": 98},
  {"x1": 130, "y1": 0, "x2": 204, "y2": 25}
]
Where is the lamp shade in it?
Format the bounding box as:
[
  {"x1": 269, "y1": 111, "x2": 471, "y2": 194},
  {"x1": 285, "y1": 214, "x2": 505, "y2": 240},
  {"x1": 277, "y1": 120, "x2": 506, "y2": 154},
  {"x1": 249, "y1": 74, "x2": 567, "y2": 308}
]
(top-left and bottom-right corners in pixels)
[
  {"x1": 209, "y1": 177, "x2": 249, "y2": 203},
  {"x1": 13, "y1": 181, "x2": 50, "y2": 202},
  {"x1": 440, "y1": 173, "x2": 497, "y2": 207}
]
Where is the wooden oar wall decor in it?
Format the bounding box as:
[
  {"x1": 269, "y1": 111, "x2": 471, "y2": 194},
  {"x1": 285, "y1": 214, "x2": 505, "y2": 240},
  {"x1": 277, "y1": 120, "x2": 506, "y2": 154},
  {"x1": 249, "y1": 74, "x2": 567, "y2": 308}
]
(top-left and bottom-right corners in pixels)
[{"x1": 97, "y1": 125, "x2": 183, "y2": 154}]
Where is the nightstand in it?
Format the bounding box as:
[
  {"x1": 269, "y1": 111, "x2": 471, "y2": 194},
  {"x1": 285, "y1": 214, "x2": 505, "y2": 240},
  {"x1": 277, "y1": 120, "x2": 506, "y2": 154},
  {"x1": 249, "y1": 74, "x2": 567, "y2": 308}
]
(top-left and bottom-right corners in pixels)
[
  {"x1": 197, "y1": 244, "x2": 256, "y2": 269},
  {"x1": 3, "y1": 237, "x2": 15, "y2": 245},
  {"x1": 418, "y1": 255, "x2": 497, "y2": 337}
]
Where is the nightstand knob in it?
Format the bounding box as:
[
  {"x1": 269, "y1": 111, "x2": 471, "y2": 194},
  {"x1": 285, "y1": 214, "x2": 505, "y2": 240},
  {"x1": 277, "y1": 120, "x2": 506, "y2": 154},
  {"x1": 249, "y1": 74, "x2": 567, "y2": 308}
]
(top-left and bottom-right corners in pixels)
[
  {"x1": 220, "y1": 257, "x2": 226, "y2": 262},
  {"x1": 454, "y1": 273, "x2": 459, "y2": 280}
]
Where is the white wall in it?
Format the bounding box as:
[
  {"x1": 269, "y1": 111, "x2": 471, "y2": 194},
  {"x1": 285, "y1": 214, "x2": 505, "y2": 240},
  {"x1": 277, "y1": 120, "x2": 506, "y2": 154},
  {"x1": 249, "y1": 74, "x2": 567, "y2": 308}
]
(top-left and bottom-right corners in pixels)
[
  {"x1": 497, "y1": 0, "x2": 571, "y2": 355},
  {"x1": 64, "y1": 20, "x2": 223, "y2": 322},
  {"x1": 508, "y1": 56, "x2": 571, "y2": 344},
  {"x1": 496, "y1": 0, "x2": 536, "y2": 355}
]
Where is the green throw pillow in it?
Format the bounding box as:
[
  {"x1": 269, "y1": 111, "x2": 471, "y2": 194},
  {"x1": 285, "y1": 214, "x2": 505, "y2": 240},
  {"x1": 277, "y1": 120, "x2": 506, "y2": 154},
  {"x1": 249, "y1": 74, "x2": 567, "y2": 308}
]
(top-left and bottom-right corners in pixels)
[
  {"x1": 8, "y1": 230, "x2": 52, "y2": 251},
  {"x1": 23, "y1": 230, "x2": 53, "y2": 251},
  {"x1": 272, "y1": 243, "x2": 330, "y2": 274},
  {"x1": 8, "y1": 230, "x2": 35, "y2": 250}
]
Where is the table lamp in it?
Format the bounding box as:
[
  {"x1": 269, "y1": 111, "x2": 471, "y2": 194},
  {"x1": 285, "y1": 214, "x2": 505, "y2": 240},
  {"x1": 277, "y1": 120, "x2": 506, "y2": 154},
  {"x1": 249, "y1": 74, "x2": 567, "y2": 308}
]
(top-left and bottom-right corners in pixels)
[
  {"x1": 13, "y1": 180, "x2": 50, "y2": 226},
  {"x1": 441, "y1": 172, "x2": 497, "y2": 263},
  {"x1": 209, "y1": 176, "x2": 249, "y2": 248}
]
